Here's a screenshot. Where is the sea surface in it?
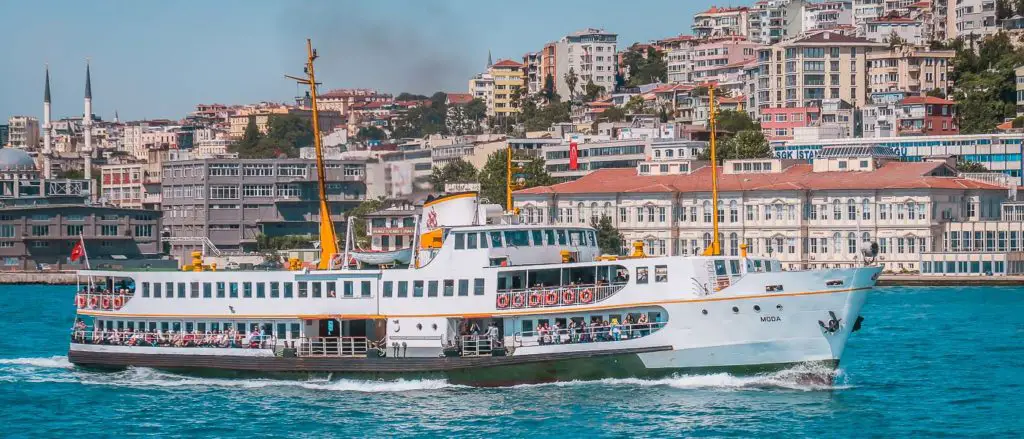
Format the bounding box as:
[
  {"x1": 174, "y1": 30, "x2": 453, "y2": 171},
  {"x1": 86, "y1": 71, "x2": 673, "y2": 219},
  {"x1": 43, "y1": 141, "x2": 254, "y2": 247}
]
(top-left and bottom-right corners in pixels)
[{"x1": 0, "y1": 285, "x2": 1022, "y2": 438}]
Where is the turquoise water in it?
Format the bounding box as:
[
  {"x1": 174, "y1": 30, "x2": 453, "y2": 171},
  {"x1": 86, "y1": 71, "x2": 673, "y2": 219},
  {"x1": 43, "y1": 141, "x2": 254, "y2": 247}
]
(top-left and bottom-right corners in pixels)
[{"x1": 1, "y1": 285, "x2": 1022, "y2": 437}]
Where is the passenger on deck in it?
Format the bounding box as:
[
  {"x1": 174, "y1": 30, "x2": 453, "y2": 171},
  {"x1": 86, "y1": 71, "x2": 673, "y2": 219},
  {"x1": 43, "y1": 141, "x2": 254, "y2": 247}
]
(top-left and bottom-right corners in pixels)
[{"x1": 611, "y1": 319, "x2": 622, "y2": 341}]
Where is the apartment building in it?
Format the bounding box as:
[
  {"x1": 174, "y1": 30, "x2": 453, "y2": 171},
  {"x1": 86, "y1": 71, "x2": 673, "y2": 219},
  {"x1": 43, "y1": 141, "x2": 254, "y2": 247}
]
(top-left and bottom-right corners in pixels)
[
  {"x1": 467, "y1": 73, "x2": 495, "y2": 117},
  {"x1": 852, "y1": 0, "x2": 885, "y2": 36},
  {"x1": 691, "y1": 37, "x2": 762, "y2": 86},
  {"x1": 865, "y1": 16, "x2": 927, "y2": 45},
  {"x1": 803, "y1": 1, "x2": 854, "y2": 33},
  {"x1": 523, "y1": 52, "x2": 542, "y2": 95},
  {"x1": 540, "y1": 42, "x2": 558, "y2": 92},
  {"x1": 514, "y1": 149, "x2": 1016, "y2": 273},
  {"x1": 317, "y1": 89, "x2": 392, "y2": 118},
  {"x1": 7, "y1": 116, "x2": 39, "y2": 150},
  {"x1": 543, "y1": 136, "x2": 705, "y2": 182},
  {"x1": 1016, "y1": 65, "x2": 1024, "y2": 117},
  {"x1": 692, "y1": 6, "x2": 751, "y2": 39},
  {"x1": 896, "y1": 96, "x2": 958, "y2": 136},
  {"x1": 750, "y1": 0, "x2": 807, "y2": 44},
  {"x1": 755, "y1": 32, "x2": 886, "y2": 112},
  {"x1": 100, "y1": 163, "x2": 162, "y2": 210},
  {"x1": 867, "y1": 46, "x2": 954, "y2": 95},
  {"x1": 489, "y1": 59, "x2": 525, "y2": 116},
  {"x1": 662, "y1": 36, "x2": 698, "y2": 84},
  {"x1": 159, "y1": 157, "x2": 370, "y2": 257},
  {"x1": 554, "y1": 29, "x2": 618, "y2": 99},
  {"x1": 952, "y1": 0, "x2": 999, "y2": 39}
]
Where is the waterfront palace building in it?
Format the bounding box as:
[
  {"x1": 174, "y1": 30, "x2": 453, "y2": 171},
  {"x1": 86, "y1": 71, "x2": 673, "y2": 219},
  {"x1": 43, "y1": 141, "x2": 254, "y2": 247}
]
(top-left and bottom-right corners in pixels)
[{"x1": 514, "y1": 146, "x2": 1024, "y2": 276}]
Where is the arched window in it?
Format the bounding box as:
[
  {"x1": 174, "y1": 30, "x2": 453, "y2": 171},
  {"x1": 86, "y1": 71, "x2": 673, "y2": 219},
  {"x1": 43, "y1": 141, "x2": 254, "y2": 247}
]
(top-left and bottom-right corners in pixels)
[
  {"x1": 590, "y1": 202, "x2": 600, "y2": 224},
  {"x1": 703, "y1": 200, "x2": 712, "y2": 223},
  {"x1": 907, "y1": 234, "x2": 917, "y2": 254},
  {"x1": 862, "y1": 199, "x2": 871, "y2": 220},
  {"x1": 729, "y1": 200, "x2": 738, "y2": 223},
  {"x1": 566, "y1": 205, "x2": 574, "y2": 223},
  {"x1": 847, "y1": 232, "x2": 857, "y2": 254},
  {"x1": 604, "y1": 202, "x2": 614, "y2": 220},
  {"x1": 832, "y1": 232, "x2": 841, "y2": 254},
  {"x1": 702, "y1": 232, "x2": 712, "y2": 250},
  {"x1": 729, "y1": 232, "x2": 739, "y2": 256},
  {"x1": 862, "y1": 232, "x2": 870, "y2": 242},
  {"x1": 577, "y1": 202, "x2": 585, "y2": 224},
  {"x1": 847, "y1": 199, "x2": 856, "y2": 220},
  {"x1": 717, "y1": 200, "x2": 725, "y2": 223},
  {"x1": 907, "y1": 202, "x2": 916, "y2": 220},
  {"x1": 833, "y1": 199, "x2": 842, "y2": 220}
]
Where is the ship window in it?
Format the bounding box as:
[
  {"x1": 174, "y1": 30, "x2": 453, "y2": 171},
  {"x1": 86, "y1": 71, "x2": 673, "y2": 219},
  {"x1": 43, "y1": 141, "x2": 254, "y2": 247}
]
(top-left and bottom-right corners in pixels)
[
  {"x1": 398, "y1": 281, "x2": 408, "y2": 297},
  {"x1": 361, "y1": 281, "x2": 371, "y2": 297},
  {"x1": 229, "y1": 282, "x2": 239, "y2": 298},
  {"x1": 200, "y1": 282, "x2": 209, "y2": 298},
  {"x1": 148, "y1": 322, "x2": 157, "y2": 331},
  {"x1": 588, "y1": 231, "x2": 596, "y2": 247},
  {"x1": 531, "y1": 230, "x2": 543, "y2": 245},
  {"x1": 636, "y1": 267, "x2": 649, "y2": 284},
  {"x1": 428, "y1": 280, "x2": 439, "y2": 297},
  {"x1": 312, "y1": 282, "x2": 322, "y2": 298},
  {"x1": 276, "y1": 323, "x2": 286, "y2": 338},
  {"x1": 298, "y1": 282, "x2": 308, "y2": 298},
  {"x1": 153, "y1": 282, "x2": 161, "y2": 298},
  {"x1": 714, "y1": 260, "x2": 727, "y2": 276},
  {"x1": 165, "y1": 282, "x2": 174, "y2": 298},
  {"x1": 243, "y1": 282, "x2": 252, "y2": 298},
  {"x1": 340, "y1": 281, "x2": 350, "y2": 297},
  {"x1": 474, "y1": 278, "x2": 485, "y2": 295},
  {"x1": 256, "y1": 283, "x2": 266, "y2": 298},
  {"x1": 141, "y1": 282, "x2": 150, "y2": 297},
  {"x1": 186, "y1": 322, "x2": 196, "y2": 332},
  {"x1": 458, "y1": 279, "x2": 469, "y2": 296},
  {"x1": 172, "y1": 322, "x2": 181, "y2": 332},
  {"x1": 180, "y1": 283, "x2": 189, "y2": 299},
  {"x1": 479, "y1": 233, "x2": 488, "y2": 248},
  {"x1": 236, "y1": 323, "x2": 245, "y2": 332},
  {"x1": 326, "y1": 281, "x2": 337, "y2": 297},
  {"x1": 557, "y1": 230, "x2": 567, "y2": 245},
  {"x1": 413, "y1": 280, "x2": 424, "y2": 297},
  {"x1": 270, "y1": 282, "x2": 280, "y2": 298},
  {"x1": 490, "y1": 232, "x2": 503, "y2": 248},
  {"x1": 284, "y1": 282, "x2": 293, "y2": 298},
  {"x1": 467, "y1": 233, "x2": 478, "y2": 249},
  {"x1": 290, "y1": 323, "x2": 300, "y2": 339},
  {"x1": 127, "y1": 321, "x2": 135, "y2": 331},
  {"x1": 454, "y1": 233, "x2": 465, "y2": 250},
  {"x1": 383, "y1": 281, "x2": 393, "y2": 297},
  {"x1": 215, "y1": 282, "x2": 225, "y2": 298},
  {"x1": 655, "y1": 265, "x2": 668, "y2": 282},
  {"x1": 443, "y1": 280, "x2": 454, "y2": 296},
  {"x1": 729, "y1": 260, "x2": 741, "y2": 274},
  {"x1": 522, "y1": 320, "x2": 534, "y2": 333},
  {"x1": 160, "y1": 322, "x2": 169, "y2": 332},
  {"x1": 545, "y1": 229, "x2": 556, "y2": 245},
  {"x1": 505, "y1": 230, "x2": 529, "y2": 246},
  {"x1": 197, "y1": 322, "x2": 206, "y2": 332}
]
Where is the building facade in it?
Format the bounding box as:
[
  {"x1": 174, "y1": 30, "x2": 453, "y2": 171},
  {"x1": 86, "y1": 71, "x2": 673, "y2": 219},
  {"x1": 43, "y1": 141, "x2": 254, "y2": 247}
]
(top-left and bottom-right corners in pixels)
[
  {"x1": 228, "y1": 106, "x2": 343, "y2": 139},
  {"x1": 489, "y1": 59, "x2": 525, "y2": 116},
  {"x1": 692, "y1": 6, "x2": 751, "y2": 39},
  {"x1": 554, "y1": 29, "x2": 618, "y2": 99},
  {"x1": 867, "y1": 46, "x2": 954, "y2": 95},
  {"x1": 7, "y1": 116, "x2": 40, "y2": 150}
]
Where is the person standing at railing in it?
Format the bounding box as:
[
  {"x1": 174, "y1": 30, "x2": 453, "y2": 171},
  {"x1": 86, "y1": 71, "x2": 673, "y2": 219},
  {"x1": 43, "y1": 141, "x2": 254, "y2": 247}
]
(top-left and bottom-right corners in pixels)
[
  {"x1": 486, "y1": 323, "x2": 500, "y2": 348},
  {"x1": 637, "y1": 313, "x2": 650, "y2": 337}
]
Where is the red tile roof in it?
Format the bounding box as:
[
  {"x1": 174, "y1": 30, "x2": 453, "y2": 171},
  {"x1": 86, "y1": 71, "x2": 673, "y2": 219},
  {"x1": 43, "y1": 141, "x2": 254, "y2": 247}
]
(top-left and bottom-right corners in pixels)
[
  {"x1": 901, "y1": 96, "x2": 955, "y2": 105},
  {"x1": 446, "y1": 93, "x2": 474, "y2": 105},
  {"x1": 516, "y1": 161, "x2": 1003, "y2": 195},
  {"x1": 698, "y1": 6, "x2": 749, "y2": 15},
  {"x1": 718, "y1": 95, "x2": 745, "y2": 104},
  {"x1": 492, "y1": 59, "x2": 524, "y2": 68}
]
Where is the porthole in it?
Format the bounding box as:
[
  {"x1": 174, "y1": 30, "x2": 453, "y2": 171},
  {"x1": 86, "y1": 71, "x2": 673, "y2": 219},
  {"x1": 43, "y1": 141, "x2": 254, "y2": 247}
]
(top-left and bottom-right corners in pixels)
[
  {"x1": 702, "y1": 309, "x2": 708, "y2": 315},
  {"x1": 776, "y1": 304, "x2": 783, "y2": 311},
  {"x1": 732, "y1": 306, "x2": 739, "y2": 313},
  {"x1": 753, "y1": 305, "x2": 761, "y2": 312},
  {"x1": 431, "y1": 323, "x2": 438, "y2": 330},
  {"x1": 416, "y1": 323, "x2": 423, "y2": 330}
]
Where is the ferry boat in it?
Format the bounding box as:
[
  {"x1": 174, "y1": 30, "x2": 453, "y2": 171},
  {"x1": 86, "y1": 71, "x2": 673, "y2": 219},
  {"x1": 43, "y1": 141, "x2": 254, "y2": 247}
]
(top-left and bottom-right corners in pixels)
[{"x1": 66, "y1": 41, "x2": 881, "y2": 386}]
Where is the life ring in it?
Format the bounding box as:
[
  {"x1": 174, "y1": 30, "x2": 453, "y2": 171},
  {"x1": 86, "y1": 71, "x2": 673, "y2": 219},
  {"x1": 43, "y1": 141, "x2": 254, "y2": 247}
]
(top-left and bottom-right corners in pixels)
[
  {"x1": 512, "y1": 293, "x2": 525, "y2": 308},
  {"x1": 113, "y1": 296, "x2": 124, "y2": 310},
  {"x1": 89, "y1": 296, "x2": 98, "y2": 308},
  {"x1": 496, "y1": 294, "x2": 510, "y2": 309},
  {"x1": 579, "y1": 289, "x2": 594, "y2": 304},
  {"x1": 545, "y1": 290, "x2": 558, "y2": 306},
  {"x1": 562, "y1": 289, "x2": 576, "y2": 305},
  {"x1": 528, "y1": 291, "x2": 542, "y2": 307},
  {"x1": 101, "y1": 297, "x2": 112, "y2": 310},
  {"x1": 76, "y1": 295, "x2": 87, "y2": 309}
]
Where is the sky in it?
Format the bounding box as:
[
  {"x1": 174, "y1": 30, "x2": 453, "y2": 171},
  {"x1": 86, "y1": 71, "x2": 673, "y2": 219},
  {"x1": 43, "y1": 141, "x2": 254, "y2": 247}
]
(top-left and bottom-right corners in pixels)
[{"x1": 0, "y1": 0, "x2": 718, "y2": 122}]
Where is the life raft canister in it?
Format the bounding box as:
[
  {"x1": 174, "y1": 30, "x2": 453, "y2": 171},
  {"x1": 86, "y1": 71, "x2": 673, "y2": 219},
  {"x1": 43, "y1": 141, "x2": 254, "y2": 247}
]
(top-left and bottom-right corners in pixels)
[
  {"x1": 562, "y1": 289, "x2": 576, "y2": 305},
  {"x1": 113, "y1": 296, "x2": 124, "y2": 310},
  {"x1": 512, "y1": 293, "x2": 525, "y2": 308},
  {"x1": 545, "y1": 290, "x2": 558, "y2": 306},
  {"x1": 528, "y1": 291, "x2": 542, "y2": 307},
  {"x1": 496, "y1": 294, "x2": 510, "y2": 309},
  {"x1": 76, "y1": 295, "x2": 87, "y2": 309},
  {"x1": 579, "y1": 289, "x2": 594, "y2": 304}
]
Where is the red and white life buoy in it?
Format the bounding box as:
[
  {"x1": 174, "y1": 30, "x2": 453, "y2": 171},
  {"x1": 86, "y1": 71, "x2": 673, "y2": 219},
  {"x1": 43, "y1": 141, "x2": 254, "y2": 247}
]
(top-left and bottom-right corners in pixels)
[
  {"x1": 496, "y1": 294, "x2": 510, "y2": 309},
  {"x1": 528, "y1": 291, "x2": 542, "y2": 307},
  {"x1": 89, "y1": 296, "x2": 98, "y2": 309},
  {"x1": 562, "y1": 289, "x2": 576, "y2": 305},
  {"x1": 545, "y1": 290, "x2": 558, "y2": 306},
  {"x1": 113, "y1": 296, "x2": 124, "y2": 310},
  {"x1": 101, "y1": 297, "x2": 112, "y2": 310},
  {"x1": 76, "y1": 295, "x2": 87, "y2": 309},
  {"x1": 579, "y1": 289, "x2": 594, "y2": 304},
  {"x1": 512, "y1": 293, "x2": 525, "y2": 308}
]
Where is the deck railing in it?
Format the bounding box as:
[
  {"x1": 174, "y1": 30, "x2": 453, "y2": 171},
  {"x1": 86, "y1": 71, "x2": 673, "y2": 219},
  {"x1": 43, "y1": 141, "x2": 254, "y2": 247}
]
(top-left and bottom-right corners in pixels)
[
  {"x1": 495, "y1": 282, "x2": 626, "y2": 310},
  {"x1": 71, "y1": 329, "x2": 275, "y2": 349},
  {"x1": 459, "y1": 335, "x2": 496, "y2": 357},
  {"x1": 296, "y1": 337, "x2": 369, "y2": 357},
  {"x1": 513, "y1": 321, "x2": 666, "y2": 347}
]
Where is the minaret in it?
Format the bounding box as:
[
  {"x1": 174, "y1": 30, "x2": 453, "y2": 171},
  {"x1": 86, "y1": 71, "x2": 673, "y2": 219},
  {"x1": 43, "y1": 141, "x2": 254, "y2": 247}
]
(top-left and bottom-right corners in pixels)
[
  {"x1": 487, "y1": 50, "x2": 493, "y2": 68},
  {"x1": 42, "y1": 66, "x2": 53, "y2": 179},
  {"x1": 82, "y1": 60, "x2": 94, "y2": 187}
]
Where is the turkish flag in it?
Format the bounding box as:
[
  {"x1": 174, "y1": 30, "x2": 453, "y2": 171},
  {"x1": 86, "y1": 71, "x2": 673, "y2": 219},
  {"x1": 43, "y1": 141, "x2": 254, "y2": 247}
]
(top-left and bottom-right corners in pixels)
[
  {"x1": 569, "y1": 140, "x2": 578, "y2": 171},
  {"x1": 70, "y1": 240, "x2": 85, "y2": 262}
]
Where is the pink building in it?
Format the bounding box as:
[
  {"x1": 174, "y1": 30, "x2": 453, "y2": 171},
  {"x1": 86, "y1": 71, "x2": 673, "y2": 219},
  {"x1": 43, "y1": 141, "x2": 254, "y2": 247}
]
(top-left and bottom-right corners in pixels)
[
  {"x1": 759, "y1": 107, "x2": 820, "y2": 140},
  {"x1": 692, "y1": 37, "x2": 761, "y2": 88}
]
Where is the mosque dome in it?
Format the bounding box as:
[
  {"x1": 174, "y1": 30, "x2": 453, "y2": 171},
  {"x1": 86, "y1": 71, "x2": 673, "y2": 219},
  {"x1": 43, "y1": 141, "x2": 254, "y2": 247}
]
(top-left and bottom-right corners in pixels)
[{"x1": 0, "y1": 148, "x2": 37, "y2": 171}]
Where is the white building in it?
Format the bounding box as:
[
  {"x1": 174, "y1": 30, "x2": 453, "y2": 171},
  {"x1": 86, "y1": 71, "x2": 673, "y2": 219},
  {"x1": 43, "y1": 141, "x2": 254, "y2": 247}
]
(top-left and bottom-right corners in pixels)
[
  {"x1": 515, "y1": 148, "x2": 1020, "y2": 274},
  {"x1": 7, "y1": 116, "x2": 40, "y2": 150},
  {"x1": 555, "y1": 28, "x2": 618, "y2": 100},
  {"x1": 693, "y1": 6, "x2": 751, "y2": 40},
  {"x1": 750, "y1": 0, "x2": 809, "y2": 44},
  {"x1": 952, "y1": 0, "x2": 999, "y2": 39},
  {"x1": 853, "y1": 0, "x2": 885, "y2": 36},
  {"x1": 865, "y1": 16, "x2": 927, "y2": 45},
  {"x1": 803, "y1": 1, "x2": 854, "y2": 33}
]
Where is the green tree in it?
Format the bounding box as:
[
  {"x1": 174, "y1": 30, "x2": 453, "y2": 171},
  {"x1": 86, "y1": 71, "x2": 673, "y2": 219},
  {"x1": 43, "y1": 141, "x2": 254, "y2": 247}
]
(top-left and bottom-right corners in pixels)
[
  {"x1": 624, "y1": 95, "x2": 647, "y2": 114},
  {"x1": 592, "y1": 215, "x2": 624, "y2": 255},
  {"x1": 391, "y1": 93, "x2": 449, "y2": 138},
  {"x1": 355, "y1": 126, "x2": 387, "y2": 142},
  {"x1": 256, "y1": 234, "x2": 315, "y2": 251},
  {"x1": 699, "y1": 130, "x2": 771, "y2": 161},
  {"x1": 956, "y1": 160, "x2": 989, "y2": 173},
  {"x1": 231, "y1": 114, "x2": 311, "y2": 158},
  {"x1": 479, "y1": 149, "x2": 554, "y2": 209},
  {"x1": 1017, "y1": 0, "x2": 1024, "y2": 15},
  {"x1": 926, "y1": 88, "x2": 947, "y2": 98},
  {"x1": 998, "y1": 0, "x2": 1014, "y2": 19},
  {"x1": 715, "y1": 109, "x2": 760, "y2": 133},
  {"x1": 622, "y1": 46, "x2": 667, "y2": 87},
  {"x1": 396, "y1": 92, "x2": 429, "y2": 101},
  {"x1": 659, "y1": 106, "x2": 670, "y2": 123},
  {"x1": 230, "y1": 116, "x2": 262, "y2": 155},
  {"x1": 542, "y1": 74, "x2": 556, "y2": 100},
  {"x1": 521, "y1": 98, "x2": 571, "y2": 131},
  {"x1": 347, "y1": 198, "x2": 385, "y2": 248},
  {"x1": 428, "y1": 158, "x2": 478, "y2": 190},
  {"x1": 951, "y1": 32, "x2": 1024, "y2": 132},
  {"x1": 583, "y1": 80, "x2": 604, "y2": 102},
  {"x1": 563, "y1": 67, "x2": 579, "y2": 100}
]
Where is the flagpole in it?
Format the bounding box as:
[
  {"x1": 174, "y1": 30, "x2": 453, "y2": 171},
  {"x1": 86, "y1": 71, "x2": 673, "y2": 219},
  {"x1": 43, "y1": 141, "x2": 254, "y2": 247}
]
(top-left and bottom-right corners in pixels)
[{"x1": 79, "y1": 233, "x2": 91, "y2": 270}]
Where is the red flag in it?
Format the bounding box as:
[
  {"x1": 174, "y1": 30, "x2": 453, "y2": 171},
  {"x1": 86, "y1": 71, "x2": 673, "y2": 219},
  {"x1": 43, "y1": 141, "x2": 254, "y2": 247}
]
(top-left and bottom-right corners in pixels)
[
  {"x1": 569, "y1": 140, "x2": 578, "y2": 171},
  {"x1": 70, "y1": 240, "x2": 85, "y2": 262}
]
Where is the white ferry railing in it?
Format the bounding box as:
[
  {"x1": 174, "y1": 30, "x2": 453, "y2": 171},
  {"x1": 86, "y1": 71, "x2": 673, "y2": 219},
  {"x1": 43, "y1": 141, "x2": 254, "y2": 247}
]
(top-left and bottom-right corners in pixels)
[
  {"x1": 71, "y1": 329, "x2": 276, "y2": 350},
  {"x1": 512, "y1": 321, "x2": 666, "y2": 348},
  {"x1": 74, "y1": 290, "x2": 136, "y2": 311},
  {"x1": 459, "y1": 335, "x2": 496, "y2": 357},
  {"x1": 495, "y1": 282, "x2": 627, "y2": 310},
  {"x1": 296, "y1": 337, "x2": 369, "y2": 357}
]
